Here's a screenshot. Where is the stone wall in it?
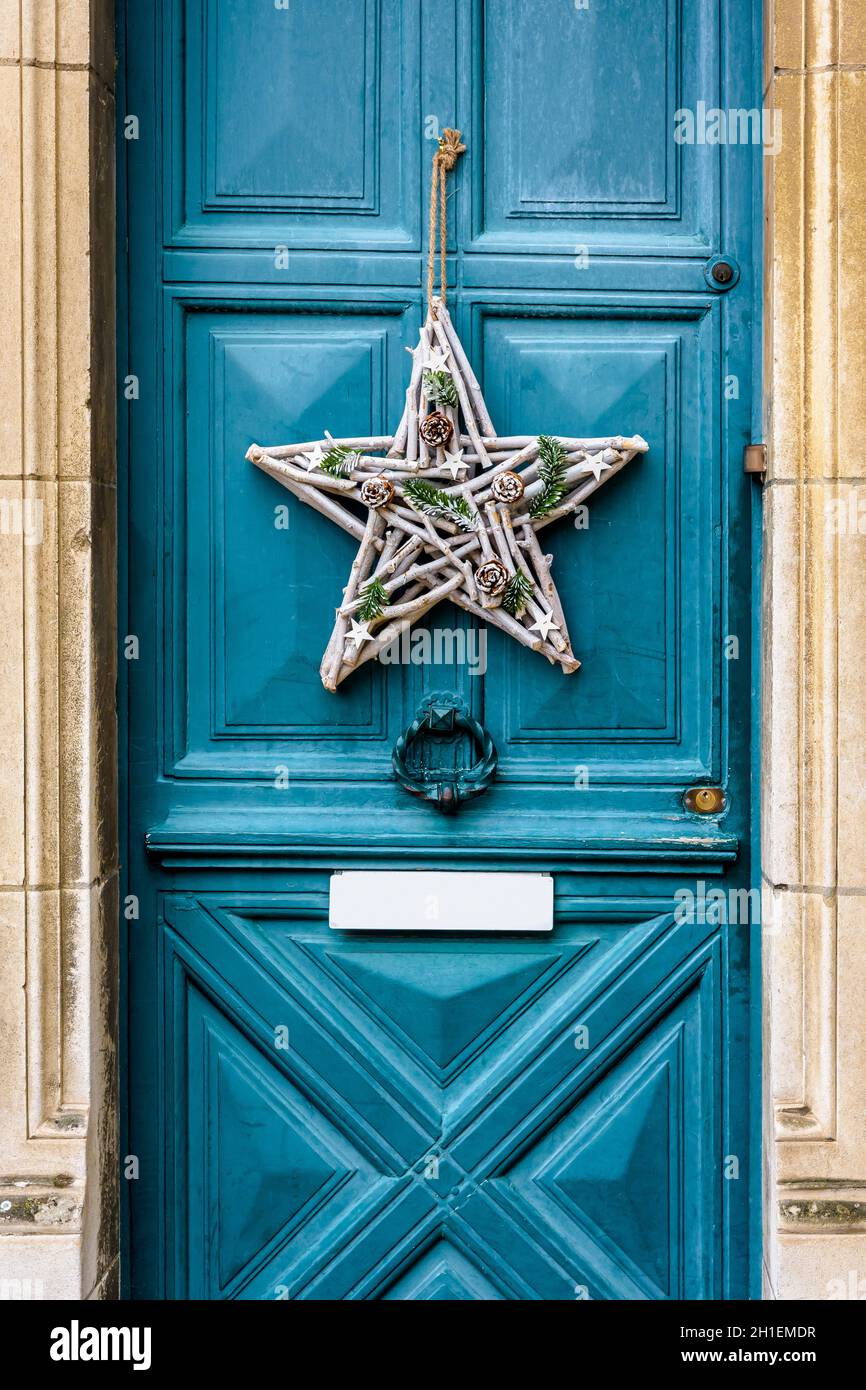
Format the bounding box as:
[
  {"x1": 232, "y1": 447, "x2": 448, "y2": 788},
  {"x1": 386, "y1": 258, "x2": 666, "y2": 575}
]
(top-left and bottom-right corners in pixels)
[
  {"x1": 0, "y1": 0, "x2": 117, "y2": 1300},
  {"x1": 762, "y1": 0, "x2": 866, "y2": 1299}
]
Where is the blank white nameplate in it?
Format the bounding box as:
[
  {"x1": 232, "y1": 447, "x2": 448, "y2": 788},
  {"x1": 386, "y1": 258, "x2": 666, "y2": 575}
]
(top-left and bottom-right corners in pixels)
[{"x1": 329, "y1": 871, "x2": 553, "y2": 932}]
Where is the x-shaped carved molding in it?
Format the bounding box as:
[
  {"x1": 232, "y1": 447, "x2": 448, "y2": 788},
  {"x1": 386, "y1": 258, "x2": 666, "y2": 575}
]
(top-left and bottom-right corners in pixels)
[{"x1": 163, "y1": 898, "x2": 720, "y2": 1301}]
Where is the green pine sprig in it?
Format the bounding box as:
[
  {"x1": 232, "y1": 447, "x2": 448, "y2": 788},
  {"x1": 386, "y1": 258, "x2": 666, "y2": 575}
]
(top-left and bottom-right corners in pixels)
[
  {"x1": 319, "y1": 443, "x2": 359, "y2": 478},
  {"x1": 529, "y1": 435, "x2": 568, "y2": 519},
  {"x1": 356, "y1": 576, "x2": 388, "y2": 623},
  {"x1": 502, "y1": 568, "x2": 535, "y2": 617},
  {"x1": 423, "y1": 369, "x2": 459, "y2": 409},
  {"x1": 402, "y1": 477, "x2": 479, "y2": 533}
]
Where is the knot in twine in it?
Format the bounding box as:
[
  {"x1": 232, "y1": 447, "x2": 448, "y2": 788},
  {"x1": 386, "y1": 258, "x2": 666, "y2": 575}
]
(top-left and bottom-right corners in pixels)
[
  {"x1": 436, "y1": 128, "x2": 466, "y2": 172},
  {"x1": 427, "y1": 129, "x2": 466, "y2": 316}
]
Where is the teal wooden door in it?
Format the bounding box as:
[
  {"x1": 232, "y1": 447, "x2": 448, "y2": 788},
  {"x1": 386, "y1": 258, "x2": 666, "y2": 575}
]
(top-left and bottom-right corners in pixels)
[{"x1": 120, "y1": 0, "x2": 761, "y2": 1299}]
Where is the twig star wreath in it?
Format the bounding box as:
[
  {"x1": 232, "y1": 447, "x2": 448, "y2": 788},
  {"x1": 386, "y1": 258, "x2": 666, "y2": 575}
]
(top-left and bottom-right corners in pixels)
[{"x1": 247, "y1": 131, "x2": 648, "y2": 691}]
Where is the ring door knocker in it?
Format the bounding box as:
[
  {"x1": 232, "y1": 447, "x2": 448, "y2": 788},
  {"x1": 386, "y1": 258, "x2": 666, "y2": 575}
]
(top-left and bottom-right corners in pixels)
[{"x1": 392, "y1": 692, "x2": 497, "y2": 813}]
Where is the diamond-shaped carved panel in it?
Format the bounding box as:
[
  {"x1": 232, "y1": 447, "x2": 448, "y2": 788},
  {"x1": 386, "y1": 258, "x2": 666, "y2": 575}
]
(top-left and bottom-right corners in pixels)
[
  {"x1": 164, "y1": 898, "x2": 722, "y2": 1299},
  {"x1": 381, "y1": 1239, "x2": 506, "y2": 1301},
  {"x1": 322, "y1": 947, "x2": 562, "y2": 1073}
]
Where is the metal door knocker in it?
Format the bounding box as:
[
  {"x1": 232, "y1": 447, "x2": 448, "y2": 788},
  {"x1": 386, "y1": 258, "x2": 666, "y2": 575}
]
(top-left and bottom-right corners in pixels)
[{"x1": 392, "y1": 692, "x2": 497, "y2": 813}]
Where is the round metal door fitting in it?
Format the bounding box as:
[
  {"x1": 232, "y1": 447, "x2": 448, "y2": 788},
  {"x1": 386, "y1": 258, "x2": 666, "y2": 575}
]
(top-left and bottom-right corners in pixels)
[
  {"x1": 704, "y1": 255, "x2": 740, "y2": 291},
  {"x1": 684, "y1": 785, "x2": 727, "y2": 815},
  {"x1": 393, "y1": 692, "x2": 497, "y2": 813}
]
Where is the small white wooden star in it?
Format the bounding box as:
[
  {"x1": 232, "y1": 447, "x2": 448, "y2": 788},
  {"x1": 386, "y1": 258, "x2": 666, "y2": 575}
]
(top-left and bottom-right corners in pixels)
[
  {"x1": 248, "y1": 297, "x2": 648, "y2": 691},
  {"x1": 529, "y1": 610, "x2": 561, "y2": 642},
  {"x1": 300, "y1": 443, "x2": 326, "y2": 472},
  {"x1": 442, "y1": 448, "x2": 467, "y2": 480},
  {"x1": 576, "y1": 453, "x2": 613, "y2": 482},
  {"x1": 421, "y1": 344, "x2": 450, "y2": 372},
  {"x1": 348, "y1": 618, "x2": 373, "y2": 650}
]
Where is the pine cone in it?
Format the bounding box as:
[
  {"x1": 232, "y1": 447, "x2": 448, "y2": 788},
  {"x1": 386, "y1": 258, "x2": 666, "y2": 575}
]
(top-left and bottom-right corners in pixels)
[
  {"x1": 360, "y1": 475, "x2": 394, "y2": 509},
  {"x1": 491, "y1": 470, "x2": 525, "y2": 504},
  {"x1": 419, "y1": 411, "x2": 453, "y2": 447},
  {"x1": 475, "y1": 557, "x2": 509, "y2": 596}
]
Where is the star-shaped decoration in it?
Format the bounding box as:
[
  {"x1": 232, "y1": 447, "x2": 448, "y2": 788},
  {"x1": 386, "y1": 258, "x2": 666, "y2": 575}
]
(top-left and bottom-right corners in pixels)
[
  {"x1": 442, "y1": 448, "x2": 467, "y2": 480},
  {"x1": 248, "y1": 298, "x2": 648, "y2": 691},
  {"x1": 529, "y1": 610, "x2": 561, "y2": 642},
  {"x1": 421, "y1": 344, "x2": 450, "y2": 371},
  {"x1": 575, "y1": 452, "x2": 613, "y2": 483},
  {"x1": 300, "y1": 442, "x2": 326, "y2": 472},
  {"x1": 348, "y1": 618, "x2": 373, "y2": 650}
]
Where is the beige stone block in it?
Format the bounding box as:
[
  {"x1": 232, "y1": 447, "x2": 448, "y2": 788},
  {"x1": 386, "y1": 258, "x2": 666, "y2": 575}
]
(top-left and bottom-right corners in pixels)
[
  {"x1": 836, "y1": 505, "x2": 866, "y2": 888},
  {"x1": 0, "y1": 67, "x2": 22, "y2": 468},
  {"x1": 766, "y1": 76, "x2": 805, "y2": 483},
  {"x1": 761, "y1": 480, "x2": 838, "y2": 891},
  {"x1": 55, "y1": 0, "x2": 92, "y2": 71},
  {"x1": 776, "y1": 894, "x2": 866, "y2": 1185},
  {"x1": 88, "y1": 79, "x2": 116, "y2": 486},
  {"x1": 22, "y1": 886, "x2": 89, "y2": 1167},
  {"x1": 58, "y1": 887, "x2": 93, "y2": 1114},
  {"x1": 801, "y1": 73, "x2": 838, "y2": 479},
  {"x1": 0, "y1": 7, "x2": 20, "y2": 63},
  {"x1": 1, "y1": 0, "x2": 113, "y2": 83},
  {"x1": 770, "y1": 0, "x2": 803, "y2": 73},
  {"x1": 23, "y1": 888, "x2": 62, "y2": 1138},
  {"x1": 834, "y1": 893, "x2": 866, "y2": 1156},
  {"x1": 763, "y1": 887, "x2": 803, "y2": 1112},
  {"x1": 19, "y1": 889, "x2": 89, "y2": 1173},
  {"x1": 837, "y1": 73, "x2": 866, "y2": 478},
  {"x1": 766, "y1": 71, "x2": 857, "y2": 484},
  {"x1": 58, "y1": 481, "x2": 117, "y2": 888},
  {"x1": 20, "y1": 0, "x2": 89, "y2": 69},
  {"x1": 761, "y1": 484, "x2": 801, "y2": 885},
  {"x1": 798, "y1": 481, "x2": 838, "y2": 887},
  {"x1": 23, "y1": 479, "x2": 60, "y2": 887},
  {"x1": 58, "y1": 480, "x2": 98, "y2": 887},
  {"x1": 774, "y1": 1235, "x2": 866, "y2": 1300},
  {"x1": 0, "y1": 484, "x2": 25, "y2": 889},
  {"x1": 89, "y1": 483, "x2": 118, "y2": 880},
  {"x1": 19, "y1": 0, "x2": 57, "y2": 66},
  {"x1": 840, "y1": 0, "x2": 866, "y2": 66},
  {"x1": 57, "y1": 70, "x2": 95, "y2": 484},
  {"x1": 0, "y1": 888, "x2": 86, "y2": 1178},
  {"x1": 772, "y1": 0, "x2": 841, "y2": 73},
  {"x1": 0, "y1": 892, "x2": 26, "y2": 1171},
  {"x1": 20, "y1": 64, "x2": 58, "y2": 481},
  {"x1": 765, "y1": 887, "x2": 836, "y2": 1144},
  {"x1": 0, "y1": 1235, "x2": 82, "y2": 1299},
  {"x1": 82, "y1": 872, "x2": 119, "y2": 1303}
]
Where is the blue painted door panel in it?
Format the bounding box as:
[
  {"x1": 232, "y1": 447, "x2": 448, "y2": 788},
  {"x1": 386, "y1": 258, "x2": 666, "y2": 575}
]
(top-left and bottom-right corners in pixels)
[
  {"x1": 163, "y1": 893, "x2": 721, "y2": 1299},
  {"x1": 119, "y1": 0, "x2": 761, "y2": 1298}
]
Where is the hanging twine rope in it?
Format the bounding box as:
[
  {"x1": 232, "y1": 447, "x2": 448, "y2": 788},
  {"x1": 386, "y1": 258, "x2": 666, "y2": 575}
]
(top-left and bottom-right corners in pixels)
[{"x1": 427, "y1": 129, "x2": 466, "y2": 318}]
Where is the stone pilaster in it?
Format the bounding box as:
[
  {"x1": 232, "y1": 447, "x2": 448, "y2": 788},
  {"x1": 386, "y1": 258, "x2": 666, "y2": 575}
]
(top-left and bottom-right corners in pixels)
[
  {"x1": 0, "y1": 0, "x2": 117, "y2": 1300},
  {"x1": 763, "y1": 0, "x2": 866, "y2": 1299}
]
